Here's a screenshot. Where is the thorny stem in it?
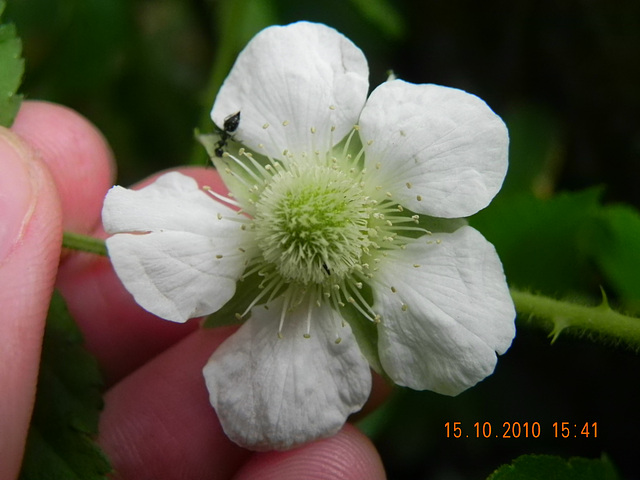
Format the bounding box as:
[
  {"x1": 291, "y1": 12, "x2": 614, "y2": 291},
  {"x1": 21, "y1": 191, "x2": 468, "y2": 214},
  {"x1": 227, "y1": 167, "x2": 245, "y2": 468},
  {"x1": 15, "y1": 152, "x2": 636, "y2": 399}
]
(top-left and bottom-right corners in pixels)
[{"x1": 511, "y1": 288, "x2": 640, "y2": 350}]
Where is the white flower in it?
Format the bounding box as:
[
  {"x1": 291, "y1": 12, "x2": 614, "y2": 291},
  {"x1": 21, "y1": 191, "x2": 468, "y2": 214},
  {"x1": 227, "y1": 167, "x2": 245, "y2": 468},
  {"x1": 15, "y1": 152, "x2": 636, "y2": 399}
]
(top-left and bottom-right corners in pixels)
[{"x1": 102, "y1": 21, "x2": 516, "y2": 451}]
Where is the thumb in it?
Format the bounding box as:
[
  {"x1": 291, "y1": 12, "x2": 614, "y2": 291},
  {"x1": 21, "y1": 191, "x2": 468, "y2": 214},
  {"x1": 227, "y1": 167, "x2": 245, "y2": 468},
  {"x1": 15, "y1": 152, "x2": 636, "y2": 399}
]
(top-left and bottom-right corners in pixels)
[{"x1": 0, "y1": 128, "x2": 63, "y2": 479}]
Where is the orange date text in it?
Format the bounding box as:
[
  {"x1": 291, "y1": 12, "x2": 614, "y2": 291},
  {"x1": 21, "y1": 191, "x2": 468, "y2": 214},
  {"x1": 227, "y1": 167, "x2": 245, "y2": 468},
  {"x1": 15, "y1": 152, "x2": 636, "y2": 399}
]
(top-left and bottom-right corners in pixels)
[{"x1": 444, "y1": 421, "x2": 597, "y2": 439}]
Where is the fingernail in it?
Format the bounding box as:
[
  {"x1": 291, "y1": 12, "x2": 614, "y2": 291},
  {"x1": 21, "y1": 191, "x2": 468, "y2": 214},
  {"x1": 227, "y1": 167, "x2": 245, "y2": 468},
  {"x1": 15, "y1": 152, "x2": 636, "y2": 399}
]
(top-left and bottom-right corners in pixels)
[{"x1": 0, "y1": 129, "x2": 37, "y2": 262}]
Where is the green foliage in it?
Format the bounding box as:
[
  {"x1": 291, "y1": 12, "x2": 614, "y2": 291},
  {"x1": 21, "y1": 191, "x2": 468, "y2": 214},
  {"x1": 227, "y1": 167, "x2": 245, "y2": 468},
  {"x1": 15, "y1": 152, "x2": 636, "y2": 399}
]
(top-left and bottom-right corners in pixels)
[
  {"x1": 471, "y1": 189, "x2": 603, "y2": 296},
  {"x1": 347, "y1": 0, "x2": 406, "y2": 39},
  {"x1": 487, "y1": 454, "x2": 619, "y2": 480},
  {"x1": 0, "y1": 0, "x2": 24, "y2": 126},
  {"x1": 19, "y1": 292, "x2": 112, "y2": 480},
  {"x1": 590, "y1": 204, "x2": 640, "y2": 309}
]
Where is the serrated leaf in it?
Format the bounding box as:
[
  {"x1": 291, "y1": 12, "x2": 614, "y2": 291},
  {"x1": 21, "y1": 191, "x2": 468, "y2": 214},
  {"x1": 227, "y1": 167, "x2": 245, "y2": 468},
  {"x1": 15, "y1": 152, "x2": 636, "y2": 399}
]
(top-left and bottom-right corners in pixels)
[
  {"x1": 19, "y1": 292, "x2": 112, "y2": 480},
  {"x1": 590, "y1": 204, "x2": 640, "y2": 307},
  {"x1": 470, "y1": 189, "x2": 602, "y2": 295},
  {"x1": 0, "y1": 0, "x2": 25, "y2": 127},
  {"x1": 487, "y1": 454, "x2": 620, "y2": 480}
]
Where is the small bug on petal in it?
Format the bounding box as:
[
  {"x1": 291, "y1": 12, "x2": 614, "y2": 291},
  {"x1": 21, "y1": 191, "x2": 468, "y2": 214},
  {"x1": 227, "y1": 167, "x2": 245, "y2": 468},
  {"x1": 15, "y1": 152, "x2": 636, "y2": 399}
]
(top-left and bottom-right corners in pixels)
[
  {"x1": 215, "y1": 111, "x2": 241, "y2": 157},
  {"x1": 223, "y1": 111, "x2": 241, "y2": 133}
]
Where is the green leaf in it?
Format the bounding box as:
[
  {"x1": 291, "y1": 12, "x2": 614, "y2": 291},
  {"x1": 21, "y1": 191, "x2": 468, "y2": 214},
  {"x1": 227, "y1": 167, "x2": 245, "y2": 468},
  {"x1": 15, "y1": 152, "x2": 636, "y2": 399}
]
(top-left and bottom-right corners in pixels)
[
  {"x1": 19, "y1": 292, "x2": 112, "y2": 480},
  {"x1": 0, "y1": 0, "x2": 25, "y2": 127},
  {"x1": 487, "y1": 454, "x2": 620, "y2": 480},
  {"x1": 470, "y1": 189, "x2": 603, "y2": 295},
  {"x1": 473, "y1": 184, "x2": 640, "y2": 312},
  {"x1": 590, "y1": 204, "x2": 640, "y2": 308}
]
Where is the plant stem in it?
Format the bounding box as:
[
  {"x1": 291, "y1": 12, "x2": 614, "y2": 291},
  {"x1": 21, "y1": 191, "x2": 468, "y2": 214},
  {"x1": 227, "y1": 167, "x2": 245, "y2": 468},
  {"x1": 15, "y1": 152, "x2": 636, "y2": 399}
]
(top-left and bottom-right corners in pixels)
[
  {"x1": 62, "y1": 232, "x2": 107, "y2": 257},
  {"x1": 511, "y1": 288, "x2": 640, "y2": 350}
]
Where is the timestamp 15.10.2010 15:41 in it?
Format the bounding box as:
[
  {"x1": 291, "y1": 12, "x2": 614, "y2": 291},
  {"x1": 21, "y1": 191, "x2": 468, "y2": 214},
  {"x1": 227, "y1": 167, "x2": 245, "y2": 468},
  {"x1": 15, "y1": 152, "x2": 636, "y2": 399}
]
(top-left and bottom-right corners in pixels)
[{"x1": 444, "y1": 421, "x2": 598, "y2": 439}]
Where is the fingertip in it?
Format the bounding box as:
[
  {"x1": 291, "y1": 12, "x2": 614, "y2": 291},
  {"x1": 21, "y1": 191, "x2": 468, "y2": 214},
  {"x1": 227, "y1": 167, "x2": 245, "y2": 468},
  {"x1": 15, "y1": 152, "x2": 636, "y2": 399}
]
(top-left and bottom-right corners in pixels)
[
  {"x1": 12, "y1": 100, "x2": 116, "y2": 234},
  {"x1": 234, "y1": 424, "x2": 386, "y2": 480}
]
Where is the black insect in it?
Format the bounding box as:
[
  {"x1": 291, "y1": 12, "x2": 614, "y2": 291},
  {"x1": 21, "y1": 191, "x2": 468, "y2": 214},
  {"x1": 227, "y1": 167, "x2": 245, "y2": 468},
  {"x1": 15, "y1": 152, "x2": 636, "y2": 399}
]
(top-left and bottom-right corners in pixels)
[
  {"x1": 223, "y1": 111, "x2": 241, "y2": 133},
  {"x1": 214, "y1": 111, "x2": 241, "y2": 157},
  {"x1": 322, "y1": 263, "x2": 331, "y2": 276}
]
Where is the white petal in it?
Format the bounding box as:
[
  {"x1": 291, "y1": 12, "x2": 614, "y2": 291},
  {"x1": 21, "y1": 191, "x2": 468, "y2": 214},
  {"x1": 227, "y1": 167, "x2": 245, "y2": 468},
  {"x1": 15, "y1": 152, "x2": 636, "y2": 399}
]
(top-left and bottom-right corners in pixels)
[
  {"x1": 211, "y1": 21, "x2": 369, "y2": 159},
  {"x1": 371, "y1": 226, "x2": 515, "y2": 395},
  {"x1": 359, "y1": 80, "x2": 509, "y2": 218},
  {"x1": 102, "y1": 171, "x2": 242, "y2": 236},
  {"x1": 102, "y1": 172, "x2": 254, "y2": 323},
  {"x1": 204, "y1": 297, "x2": 372, "y2": 451},
  {"x1": 106, "y1": 229, "x2": 251, "y2": 323}
]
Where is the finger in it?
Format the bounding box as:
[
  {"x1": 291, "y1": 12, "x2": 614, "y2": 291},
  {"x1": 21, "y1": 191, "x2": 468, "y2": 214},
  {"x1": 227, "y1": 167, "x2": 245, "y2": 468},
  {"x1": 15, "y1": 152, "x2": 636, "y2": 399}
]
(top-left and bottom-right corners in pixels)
[
  {"x1": 98, "y1": 326, "x2": 250, "y2": 480},
  {"x1": 0, "y1": 128, "x2": 62, "y2": 479},
  {"x1": 11, "y1": 100, "x2": 115, "y2": 235},
  {"x1": 233, "y1": 424, "x2": 386, "y2": 480}
]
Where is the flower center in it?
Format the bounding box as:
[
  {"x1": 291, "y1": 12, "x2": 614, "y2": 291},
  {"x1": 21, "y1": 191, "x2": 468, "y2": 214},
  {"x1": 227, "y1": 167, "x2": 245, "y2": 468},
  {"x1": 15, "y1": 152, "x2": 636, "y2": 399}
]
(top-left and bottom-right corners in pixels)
[
  {"x1": 253, "y1": 162, "x2": 371, "y2": 285},
  {"x1": 204, "y1": 126, "x2": 430, "y2": 329}
]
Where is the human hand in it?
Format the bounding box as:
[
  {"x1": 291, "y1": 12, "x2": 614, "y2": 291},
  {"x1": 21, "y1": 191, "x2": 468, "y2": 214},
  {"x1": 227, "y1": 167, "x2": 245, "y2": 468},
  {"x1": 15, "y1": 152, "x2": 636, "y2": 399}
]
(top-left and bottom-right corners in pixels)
[{"x1": 0, "y1": 100, "x2": 388, "y2": 480}]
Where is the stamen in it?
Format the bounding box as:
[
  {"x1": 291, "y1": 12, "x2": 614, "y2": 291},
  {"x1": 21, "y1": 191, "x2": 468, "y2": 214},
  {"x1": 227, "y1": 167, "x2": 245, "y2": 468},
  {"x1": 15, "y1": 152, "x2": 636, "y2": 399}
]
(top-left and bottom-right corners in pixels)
[
  {"x1": 240, "y1": 275, "x2": 280, "y2": 318},
  {"x1": 341, "y1": 127, "x2": 359, "y2": 160},
  {"x1": 303, "y1": 301, "x2": 312, "y2": 338},
  {"x1": 342, "y1": 278, "x2": 378, "y2": 322},
  {"x1": 223, "y1": 152, "x2": 264, "y2": 186},
  {"x1": 277, "y1": 293, "x2": 291, "y2": 339},
  {"x1": 203, "y1": 186, "x2": 242, "y2": 208},
  {"x1": 241, "y1": 150, "x2": 272, "y2": 181}
]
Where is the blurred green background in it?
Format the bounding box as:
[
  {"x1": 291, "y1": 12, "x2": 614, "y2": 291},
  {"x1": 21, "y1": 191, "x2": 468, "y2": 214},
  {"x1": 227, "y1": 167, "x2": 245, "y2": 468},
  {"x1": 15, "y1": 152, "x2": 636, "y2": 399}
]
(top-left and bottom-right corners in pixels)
[{"x1": 6, "y1": 0, "x2": 640, "y2": 478}]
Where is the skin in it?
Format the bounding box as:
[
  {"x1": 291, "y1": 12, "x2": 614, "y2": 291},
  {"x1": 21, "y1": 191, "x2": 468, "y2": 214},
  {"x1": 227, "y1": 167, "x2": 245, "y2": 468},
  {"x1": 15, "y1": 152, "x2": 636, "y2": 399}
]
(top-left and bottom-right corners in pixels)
[{"x1": 0, "y1": 101, "x2": 389, "y2": 480}]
